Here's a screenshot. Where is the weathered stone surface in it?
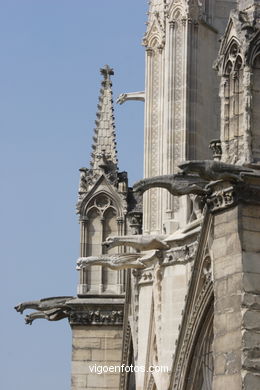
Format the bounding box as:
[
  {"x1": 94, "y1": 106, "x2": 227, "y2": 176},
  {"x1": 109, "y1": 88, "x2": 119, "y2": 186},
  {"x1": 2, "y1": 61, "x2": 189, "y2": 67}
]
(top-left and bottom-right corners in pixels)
[
  {"x1": 72, "y1": 348, "x2": 92, "y2": 361},
  {"x1": 243, "y1": 273, "x2": 260, "y2": 294},
  {"x1": 71, "y1": 375, "x2": 87, "y2": 388},
  {"x1": 87, "y1": 374, "x2": 120, "y2": 388},
  {"x1": 72, "y1": 326, "x2": 122, "y2": 338},
  {"x1": 242, "y1": 310, "x2": 260, "y2": 331},
  {"x1": 214, "y1": 330, "x2": 242, "y2": 354},
  {"x1": 100, "y1": 338, "x2": 123, "y2": 350},
  {"x1": 242, "y1": 372, "x2": 260, "y2": 389},
  {"x1": 91, "y1": 349, "x2": 121, "y2": 362},
  {"x1": 213, "y1": 373, "x2": 241, "y2": 388},
  {"x1": 73, "y1": 338, "x2": 101, "y2": 349}
]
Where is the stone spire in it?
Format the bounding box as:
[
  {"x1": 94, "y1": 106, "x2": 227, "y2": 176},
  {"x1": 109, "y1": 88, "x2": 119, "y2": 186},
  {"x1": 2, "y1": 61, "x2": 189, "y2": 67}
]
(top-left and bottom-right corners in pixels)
[{"x1": 90, "y1": 65, "x2": 118, "y2": 176}]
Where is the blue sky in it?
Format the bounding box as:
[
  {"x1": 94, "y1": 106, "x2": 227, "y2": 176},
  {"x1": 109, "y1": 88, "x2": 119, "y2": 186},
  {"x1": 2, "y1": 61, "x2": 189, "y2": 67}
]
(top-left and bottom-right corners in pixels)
[{"x1": 1, "y1": 1, "x2": 147, "y2": 388}]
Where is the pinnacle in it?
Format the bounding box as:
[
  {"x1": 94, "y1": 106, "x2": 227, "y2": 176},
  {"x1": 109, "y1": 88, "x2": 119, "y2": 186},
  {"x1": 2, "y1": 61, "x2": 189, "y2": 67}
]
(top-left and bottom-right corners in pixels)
[{"x1": 89, "y1": 65, "x2": 118, "y2": 176}]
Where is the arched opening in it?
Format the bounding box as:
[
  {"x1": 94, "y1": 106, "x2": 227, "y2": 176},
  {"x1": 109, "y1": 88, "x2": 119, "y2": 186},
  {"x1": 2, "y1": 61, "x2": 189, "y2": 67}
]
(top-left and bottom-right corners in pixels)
[
  {"x1": 184, "y1": 302, "x2": 213, "y2": 390},
  {"x1": 86, "y1": 207, "x2": 102, "y2": 291},
  {"x1": 221, "y1": 42, "x2": 244, "y2": 162},
  {"x1": 102, "y1": 207, "x2": 118, "y2": 292}
]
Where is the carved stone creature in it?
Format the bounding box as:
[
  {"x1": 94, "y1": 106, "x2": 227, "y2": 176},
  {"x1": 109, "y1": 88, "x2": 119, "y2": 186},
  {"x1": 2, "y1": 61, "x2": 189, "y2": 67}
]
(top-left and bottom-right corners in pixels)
[
  {"x1": 116, "y1": 91, "x2": 145, "y2": 105},
  {"x1": 14, "y1": 296, "x2": 74, "y2": 315},
  {"x1": 179, "y1": 160, "x2": 255, "y2": 182},
  {"x1": 78, "y1": 167, "x2": 89, "y2": 193},
  {"x1": 133, "y1": 174, "x2": 207, "y2": 196},
  {"x1": 25, "y1": 308, "x2": 70, "y2": 325},
  {"x1": 102, "y1": 235, "x2": 169, "y2": 251},
  {"x1": 77, "y1": 250, "x2": 160, "y2": 270}
]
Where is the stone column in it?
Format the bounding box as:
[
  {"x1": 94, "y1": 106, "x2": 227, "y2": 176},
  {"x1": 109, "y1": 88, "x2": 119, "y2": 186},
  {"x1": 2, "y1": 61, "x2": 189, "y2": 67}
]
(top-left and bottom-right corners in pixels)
[
  {"x1": 78, "y1": 217, "x2": 89, "y2": 295},
  {"x1": 143, "y1": 44, "x2": 165, "y2": 235}
]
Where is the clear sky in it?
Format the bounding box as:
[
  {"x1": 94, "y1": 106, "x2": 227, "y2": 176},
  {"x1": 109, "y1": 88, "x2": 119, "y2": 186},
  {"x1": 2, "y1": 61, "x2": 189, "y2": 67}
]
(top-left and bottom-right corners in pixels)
[{"x1": 1, "y1": 1, "x2": 147, "y2": 389}]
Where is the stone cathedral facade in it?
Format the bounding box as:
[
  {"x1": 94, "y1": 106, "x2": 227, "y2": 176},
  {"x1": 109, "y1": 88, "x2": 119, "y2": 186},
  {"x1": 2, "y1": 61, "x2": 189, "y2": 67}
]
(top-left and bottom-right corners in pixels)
[{"x1": 15, "y1": 1, "x2": 260, "y2": 389}]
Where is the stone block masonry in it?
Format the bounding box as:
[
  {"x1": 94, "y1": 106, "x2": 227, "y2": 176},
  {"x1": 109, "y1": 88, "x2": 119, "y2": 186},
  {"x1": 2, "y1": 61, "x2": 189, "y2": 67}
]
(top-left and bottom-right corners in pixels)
[{"x1": 71, "y1": 326, "x2": 123, "y2": 389}]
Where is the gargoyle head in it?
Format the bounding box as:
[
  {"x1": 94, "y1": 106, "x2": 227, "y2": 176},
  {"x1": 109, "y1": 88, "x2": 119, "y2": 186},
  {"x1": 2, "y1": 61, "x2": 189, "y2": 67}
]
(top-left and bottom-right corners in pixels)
[
  {"x1": 25, "y1": 315, "x2": 33, "y2": 325},
  {"x1": 102, "y1": 236, "x2": 118, "y2": 249},
  {"x1": 14, "y1": 303, "x2": 25, "y2": 314},
  {"x1": 76, "y1": 258, "x2": 83, "y2": 270}
]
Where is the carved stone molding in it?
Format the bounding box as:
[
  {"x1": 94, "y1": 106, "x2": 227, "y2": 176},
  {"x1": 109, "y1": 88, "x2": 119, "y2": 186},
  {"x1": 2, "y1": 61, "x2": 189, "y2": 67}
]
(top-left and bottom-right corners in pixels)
[
  {"x1": 119, "y1": 322, "x2": 132, "y2": 390},
  {"x1": 207, "y1": 175, "x2": 260, "y2": 213},
  {"x1": 69, "y1": 305, "x2": 124, "y2": 326},
  {"x1": 163, "y1": 241, "x2": 198, "y2": 267},
  {"x1": 207, "y1": 184, "x2": 236, "y2": 213},
  {"x1": 138, "y1": 269, "x2": 154, "y2": 286}
]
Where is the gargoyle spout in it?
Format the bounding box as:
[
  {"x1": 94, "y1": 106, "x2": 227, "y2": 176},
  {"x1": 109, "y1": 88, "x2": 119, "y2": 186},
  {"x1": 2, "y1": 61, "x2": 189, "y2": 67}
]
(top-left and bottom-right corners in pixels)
[
  {"x1": 102, "y1": 234, "x2": 169, "y2": 251},
  {"x1": 14, "y1": 296, "x2": 75, "y2": 324},
  {"x1": 133, "y1": 174, "x2": 207, "y2": 196},
  {"x1": 179, "y1": 160, "x2": 255, "y2": 182},
  {"x1": 77, "y1": 251, "x2": 159, "y2": 271}
]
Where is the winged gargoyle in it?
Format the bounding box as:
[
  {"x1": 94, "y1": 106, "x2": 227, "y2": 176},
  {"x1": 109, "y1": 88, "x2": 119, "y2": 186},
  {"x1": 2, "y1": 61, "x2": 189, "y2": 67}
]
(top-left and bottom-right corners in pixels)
[
  {"x1": 102, "y1": 235, "x2": 169, "y2": 251},
  {"x1": 14, "y1": 296, "x2": 75, "y2": 325},
  {"x1": 133, "y1": 174, "x2": 208, "y2": 196},
  {"x1": 77, "y1": 250, "x2": 160, "y2": 270},
  {"x1": 179, "y1": 160, "x2": 255, "y2": 182}
]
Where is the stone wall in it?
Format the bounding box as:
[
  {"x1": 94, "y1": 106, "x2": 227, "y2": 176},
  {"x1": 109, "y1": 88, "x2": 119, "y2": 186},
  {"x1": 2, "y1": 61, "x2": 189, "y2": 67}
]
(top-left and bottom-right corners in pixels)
[
  {"x1": 71, "y1": 326, "x2": 123, "y2": 390},
  {"x1": 212, "y1": 203, "x2": 260, "y2": 389}
]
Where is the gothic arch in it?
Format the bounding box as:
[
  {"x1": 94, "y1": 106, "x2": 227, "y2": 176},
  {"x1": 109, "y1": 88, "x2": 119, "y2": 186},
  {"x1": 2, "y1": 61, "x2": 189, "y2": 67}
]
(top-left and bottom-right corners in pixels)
[
  {"x1": 169, "y1": 6, "x2": 184, "y2": 21},
  {"x1": 170, "y1": 284, "x2": 214, "y2": 390},
  {"x1": 246, "y1": 33, "x2": 260, "y2": 66},
  {"x1": 184, "y1": 301, "x2": 213, "y2": 390},
  {"x1": 82, "y1": 189, "x2": 125, "y2": 220},
  {"x1": 78, "y1": 178, "x2": 127, "y2": 295},
  {"x1": 149, "y1": 36, "x2": 160, "y2": 50},
  {"x1": 169, "y1": 212, "x2": 214, "y2": 390},
  {"x1": 219, "y1": 37, "x2": 244, "y2": 163},
  {"x1": 222, "y1": 38, "x2": 241, "y2": 75}
]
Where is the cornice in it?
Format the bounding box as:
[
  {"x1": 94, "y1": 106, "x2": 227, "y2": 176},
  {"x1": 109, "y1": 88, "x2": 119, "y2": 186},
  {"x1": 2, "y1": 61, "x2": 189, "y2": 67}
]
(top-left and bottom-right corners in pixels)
[{"x1": 68, "y1": 299, "x2": 124, "y2": 326}]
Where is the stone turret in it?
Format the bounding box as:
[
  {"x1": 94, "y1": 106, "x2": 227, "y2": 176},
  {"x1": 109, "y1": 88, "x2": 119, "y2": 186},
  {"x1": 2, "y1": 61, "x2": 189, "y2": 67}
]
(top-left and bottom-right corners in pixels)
[
  {"x1": 90, "y1": 65, "x2": 118, "y2": 177},
  {"x1": 76, "y1": 65, "x2": 130, "y2": 296}
]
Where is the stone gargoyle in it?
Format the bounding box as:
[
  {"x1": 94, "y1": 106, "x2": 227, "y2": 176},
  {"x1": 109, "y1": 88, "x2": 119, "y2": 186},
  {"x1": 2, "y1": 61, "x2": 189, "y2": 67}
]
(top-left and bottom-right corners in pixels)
[
  {"x1": 24, "y1": 308, "x2": 70, "y2": 325},
  {"x1": 14, "y1": 296, "x2": 75, "y2": 325},
  {"x1": 179, "y1": 160, "x2": 255, "y2": 182},
  {"x1": 77, "y1": 250, "x2": 160, "y2": 270},
  {"x1": 102, "y1": 235, "x2": 169, "y2": 251},
  {"x1": 133, "y1": 174, "x2": 207, "y2": 196},
  {"x1": 116, "y1": 91, "x2": 145, "y2": 105}
]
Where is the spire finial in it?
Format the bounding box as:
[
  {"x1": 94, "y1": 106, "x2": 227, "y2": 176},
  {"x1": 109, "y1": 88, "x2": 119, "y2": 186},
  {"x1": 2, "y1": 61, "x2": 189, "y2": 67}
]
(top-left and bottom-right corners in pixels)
[
  {"x1": 100, "y1": 65, "x2": 114, "y2": 80},
  {"x1": 88, "y1": 65, "x2": 118, "y2": 178}
]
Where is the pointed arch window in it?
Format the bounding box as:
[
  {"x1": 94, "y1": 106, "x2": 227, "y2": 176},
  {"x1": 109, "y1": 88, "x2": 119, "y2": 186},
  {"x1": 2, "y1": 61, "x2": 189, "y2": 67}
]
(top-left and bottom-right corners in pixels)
[
  {"x1": 79, "y1": 191, "x2": 125, "y2": 295},
  {"x1": 221, "y1": 41, "x2": 244, "y2": 161}
]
